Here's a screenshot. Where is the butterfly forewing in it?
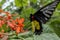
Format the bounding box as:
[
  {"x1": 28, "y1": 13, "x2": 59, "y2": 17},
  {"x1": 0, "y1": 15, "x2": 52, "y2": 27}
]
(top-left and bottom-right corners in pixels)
[{"x1": 34, "y1": 0, "x2": 59, "y2": 24}]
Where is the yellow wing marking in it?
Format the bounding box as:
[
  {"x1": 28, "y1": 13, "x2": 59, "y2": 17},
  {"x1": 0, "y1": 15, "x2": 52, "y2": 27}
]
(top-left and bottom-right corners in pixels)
[{"x1": 32, "y1": 20, "x2": 41, "y2": 32}]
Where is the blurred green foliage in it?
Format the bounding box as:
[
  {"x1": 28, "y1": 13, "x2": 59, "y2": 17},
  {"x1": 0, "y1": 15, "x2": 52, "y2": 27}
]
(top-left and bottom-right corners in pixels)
[
  {"x1": 14, "y1": 0, "x2": 60, "y2": 38},
  {"x1": 0, "y1": 0, "x2": 60, "y2": 40},
  {"x1": 0, "y1": 0, "x2": 6, "y2": 8}
]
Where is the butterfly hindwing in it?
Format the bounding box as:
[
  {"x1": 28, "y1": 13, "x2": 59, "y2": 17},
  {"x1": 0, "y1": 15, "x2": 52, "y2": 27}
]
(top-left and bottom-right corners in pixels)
[{"x1": 31, "y1": 20, "x2": 43, "y2": 35}]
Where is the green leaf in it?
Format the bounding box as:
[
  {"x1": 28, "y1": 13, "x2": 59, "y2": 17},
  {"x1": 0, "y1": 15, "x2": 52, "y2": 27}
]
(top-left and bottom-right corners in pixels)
[
  {"x1": 15, "y1": 0, "x2": 28, "y2": 7},
  {"x1": 30, "y1": 0, "x2": 37, "y2": 4},
  {"x1": 0, "y1": 0, "x2": 6, "y2": 7},
  {"x1": 2, "y1": 24, "x2": 11, "y2": 32},
  {"x1": 33, "y1": 33, "x2": 60, "y2": 40},
  {"x1": 49, "y1": 19, "x2": 60, "y2": 37}
]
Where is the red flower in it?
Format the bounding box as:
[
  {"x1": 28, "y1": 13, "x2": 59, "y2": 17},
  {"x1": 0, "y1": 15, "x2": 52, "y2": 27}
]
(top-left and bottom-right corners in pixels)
[
  {"x1": 7, "y1": 21, "x2": 15, "y2": 30},
  {"x1": 5, "y1": 12, "x2": 12, "y2": 20},
  {"x1": 0, "y1": 20, "x2": 2, "y2": 28},
  {"x1": 0, "y1": 9, "x2": 3, "y2": 12},
  {"x1": 11, "y1": 20, "x2": 16, "y2": 25},
  {"x1": 15, "y1": 26, "x2": 21, "y2": 34},
  {"x1": 15, "y1": 18, "x2": 19, "y2": 22},
  {"x1": 1, "y1": 20, "x2": 5, "y2": 25},
  {"x1": 0, "y1": 9, "x2": 25, "y2": 34},
  {"x1": 0, "y1": 16, "x2": 3, "y2": 18},
  {"x1": 18, "y1": 18, "x2": 24, "y2": 24},
  {"x1": 0, "y1": 33, "x2": 4, "y2": 38},
  {"x1": 18, "y1": 24, "x2": 24, "y2": 27}
]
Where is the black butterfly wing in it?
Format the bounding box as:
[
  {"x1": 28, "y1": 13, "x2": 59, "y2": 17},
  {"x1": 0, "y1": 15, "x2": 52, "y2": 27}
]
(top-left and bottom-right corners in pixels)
[
  {"x1": 33, "y1": 0, "x2": 60, "y2": 24},
  {"x1": 30, "y1": 0, "x2": 60, "y2": 35}
]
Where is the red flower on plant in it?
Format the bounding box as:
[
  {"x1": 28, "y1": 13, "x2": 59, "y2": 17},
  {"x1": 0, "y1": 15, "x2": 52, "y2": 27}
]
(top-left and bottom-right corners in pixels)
[
  {"x1": 0, "y1": 20, "x2": 2, "y2": 28},
  {"x1": 0, "y1": 9, "x2": 25, "y2": 35},
  {"x1": 15, "y1": 26, "x2": 21, "y2": 34},
  {"x1": 0, "y1": 9, "x2": 3, "y2": 12},
  {"x1": 7, "y1": 21, "x2": 15, "y2": 30},
  {"x1": 18, "y1": 18, "x2": 24, "y2": 24}
]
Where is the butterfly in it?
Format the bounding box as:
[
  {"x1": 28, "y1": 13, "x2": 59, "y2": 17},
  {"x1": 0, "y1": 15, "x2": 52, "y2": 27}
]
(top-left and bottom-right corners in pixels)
[{"x1": 30, "y1": 0, "x2": 60, "y2": 35}]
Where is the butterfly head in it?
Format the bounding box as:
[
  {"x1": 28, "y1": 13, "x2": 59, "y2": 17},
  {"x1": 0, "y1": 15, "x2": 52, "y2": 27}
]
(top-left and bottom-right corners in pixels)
[{"x1": 30, "y1": 14, "x2": 35, "y2": 21}]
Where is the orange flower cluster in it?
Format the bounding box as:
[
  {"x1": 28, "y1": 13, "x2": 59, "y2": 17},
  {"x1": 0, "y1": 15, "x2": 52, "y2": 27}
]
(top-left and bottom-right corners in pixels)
[
  {"x1": 0, "y1": 9, "x2": 25, "y2": 34},
  {"x1": 7, "y1": 18, "x2": 25, "y2": 34},
  {"x1": 0, "y1": 30, "x2": 4, "y2": 38}
]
